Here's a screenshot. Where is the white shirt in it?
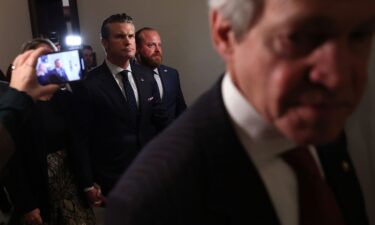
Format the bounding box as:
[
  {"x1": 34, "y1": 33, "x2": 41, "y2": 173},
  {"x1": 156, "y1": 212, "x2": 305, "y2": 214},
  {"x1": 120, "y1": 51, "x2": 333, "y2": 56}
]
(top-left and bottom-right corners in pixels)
[
  {"x1": 106, "y1": 59, "x2": 139, "y2": 106},
  {"x1": 221, "y1": 73, "x2": 324, "y2": 225},
  {"x1": 153, "y1": 68, "x2": 163, "y2": 99}
]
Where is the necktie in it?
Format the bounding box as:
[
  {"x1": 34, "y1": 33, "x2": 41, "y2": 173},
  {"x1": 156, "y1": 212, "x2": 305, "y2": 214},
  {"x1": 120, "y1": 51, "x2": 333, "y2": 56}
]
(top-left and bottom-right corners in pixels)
[
  {"x1": 153, "y1": 71, "x2": 163, "y2": 99},
  {"x1": 120, "y1": 70, "x2": 138, "y2": 122},
  {"x1": 282, "y1": 147, "x2": 346, "y2": 225}
]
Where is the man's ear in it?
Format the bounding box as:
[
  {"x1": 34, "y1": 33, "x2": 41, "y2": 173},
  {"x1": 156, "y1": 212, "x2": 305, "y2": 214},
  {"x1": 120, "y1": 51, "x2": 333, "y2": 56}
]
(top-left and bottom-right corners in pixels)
[
  {"x1": 210, "y1": 9, "x2": 236, "y2": 61},
  {"x1": 101, "y1": 38, "x2": 108, "y2": 51}
]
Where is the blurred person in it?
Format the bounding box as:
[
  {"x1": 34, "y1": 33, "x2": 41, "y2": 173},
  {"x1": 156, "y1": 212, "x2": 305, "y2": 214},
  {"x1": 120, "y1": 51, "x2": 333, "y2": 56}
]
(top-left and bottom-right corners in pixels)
[
  {"x1": 4, "y1": 39, "x2": 95, "y2": 225},
  {"x1": 82, "y1": 44, "x2": 97, "y2": 74},
  {"x1": 0, "y1": 47, "x2": 59, "y2": 171},
  {"x1": 35, "y1": 56, "x2": 50, "y2": 76},
  {"x1": 5, "y1": 38, "x2": 57, "y2": 84},
  {"x1": 106, "y1": 0, "x2": 375, "y2": 225},
  {"x1": 42, "y1": 58, "x2": 69, "y2": 84},
  {"x1": 136, "y1": 27, "x2": 187, "y2": 120}
]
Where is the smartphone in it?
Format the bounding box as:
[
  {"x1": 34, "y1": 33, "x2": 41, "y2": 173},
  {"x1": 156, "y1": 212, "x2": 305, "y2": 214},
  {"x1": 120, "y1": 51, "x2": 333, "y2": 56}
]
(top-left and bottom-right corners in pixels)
[{"x1": 36, "y1": 49, "x2": 84, "y2": 85}]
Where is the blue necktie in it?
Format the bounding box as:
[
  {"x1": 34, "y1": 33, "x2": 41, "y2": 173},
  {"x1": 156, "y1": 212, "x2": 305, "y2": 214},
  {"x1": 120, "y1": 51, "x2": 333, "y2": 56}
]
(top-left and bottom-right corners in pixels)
[{"x1": 120, "y1": 70, "x2": 138, "y2": 122}]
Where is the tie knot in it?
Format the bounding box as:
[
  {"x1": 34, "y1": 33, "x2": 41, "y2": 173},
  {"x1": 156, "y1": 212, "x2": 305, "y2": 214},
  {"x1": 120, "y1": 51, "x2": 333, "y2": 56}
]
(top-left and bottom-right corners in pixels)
[
  {"x1": 282, "y1": 146, "x2": 320, "y2": 177},
  {"x1": 120, "y1": 70, "x2": 129, "y2": 78}
]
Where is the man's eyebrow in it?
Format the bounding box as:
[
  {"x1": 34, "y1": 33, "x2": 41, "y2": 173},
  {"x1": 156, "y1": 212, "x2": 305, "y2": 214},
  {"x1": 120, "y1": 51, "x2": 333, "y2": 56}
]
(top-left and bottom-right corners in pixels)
[
  {"x1": 289, "y1": 15, "x2": 375, "y2": 33},
  {"x1": 287, "y1": 16, "x2": 335, "y2": 31},
  {"x1": 356, "y1": 17, "x2": 375, "y2": 31}
]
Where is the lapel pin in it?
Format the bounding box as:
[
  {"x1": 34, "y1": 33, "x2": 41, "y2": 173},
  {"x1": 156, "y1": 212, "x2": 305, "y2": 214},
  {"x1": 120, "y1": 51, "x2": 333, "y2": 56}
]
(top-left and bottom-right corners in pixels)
[
  {"x1": 164, "y1": 69, "x2": 168, "y2": 72},
  {"x1": 341, "y1": 160, "x2": 351, "y2": 172},
  {"x1": 141, "y1": 78, "x2": 145, "y2": 82},
  {"x1": 148, "y1": 96, "x2": 154, "y2": 101}
]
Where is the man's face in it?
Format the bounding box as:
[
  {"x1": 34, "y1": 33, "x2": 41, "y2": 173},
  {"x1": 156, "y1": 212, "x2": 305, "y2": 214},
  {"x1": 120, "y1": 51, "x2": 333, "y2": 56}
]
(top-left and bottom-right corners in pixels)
[
  {"x1": 55, "y1": 59, "x2": 63, "y2": 68},
  {"x1": 83, "y1": 48, "x2": 94, "y2": 68},
  {"x1": 102, "y1": 22, "x2": 136, "y2": 65},
  {"x1": 220, "y1": 0, "x2": 375, "y2": 144},
  {"x1": 137, "y1": 30, "x2": 163, "y2": 68}
]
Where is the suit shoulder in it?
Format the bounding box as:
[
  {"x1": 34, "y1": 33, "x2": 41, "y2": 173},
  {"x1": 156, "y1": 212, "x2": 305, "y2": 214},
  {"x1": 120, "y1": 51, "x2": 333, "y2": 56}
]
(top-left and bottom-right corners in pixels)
[
  {"x1": 144, "y1": 79, "x2": 223, "y2": 150},
  {"x1": 87, "y1": 63, "x2": 106, "y2": 77},
  {"x1": 85, "y1": 63, "x2": 110, "y2": 82},
  {"x1": 131, "y1": 62, "x2": 154, "y2": 80},
  {"x1": 160, "y1": 64, "x2": 178, "y2": 74}
]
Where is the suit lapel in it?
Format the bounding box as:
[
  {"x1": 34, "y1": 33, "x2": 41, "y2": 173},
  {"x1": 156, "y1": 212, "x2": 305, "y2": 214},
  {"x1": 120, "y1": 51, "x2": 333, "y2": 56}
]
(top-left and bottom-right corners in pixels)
[
  {"x1": 96, "y1": 63, "x2": 129, "y2": 115},
  {"x1": 157, "y1": 66, "x2": 167, "y2": 93},
  {"x1": 197, "y1": 79, "x2": 281, "y2": 224},
  {"x1": 317, "y1": 134, "x2": 369, "y2": 225},
  {"x1": 131, "y1": 63, "x2": 146, "y2": 110}
]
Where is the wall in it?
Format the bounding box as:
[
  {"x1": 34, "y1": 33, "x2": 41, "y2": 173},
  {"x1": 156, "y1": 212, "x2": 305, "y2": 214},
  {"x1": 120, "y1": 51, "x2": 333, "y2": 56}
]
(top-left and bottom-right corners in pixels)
[
  {"x1": 76, "y1": 0, "x2": 224, "y2": 105},
  {"x1": 0, "y1": 0, "x2": 32, "y2": 73}
]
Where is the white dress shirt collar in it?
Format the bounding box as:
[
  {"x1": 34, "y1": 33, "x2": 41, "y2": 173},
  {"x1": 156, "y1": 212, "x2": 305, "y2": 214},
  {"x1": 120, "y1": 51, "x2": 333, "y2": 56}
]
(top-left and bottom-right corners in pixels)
[
  {"x1": 105, "y1": 59, "x2": 132, "y2": 77},
  {"x1": 105, "y1": 59, "x2": 139, "y2": 105},
  {"x1": 221, "y1": 73, "x2": 295, "y2": 163}
]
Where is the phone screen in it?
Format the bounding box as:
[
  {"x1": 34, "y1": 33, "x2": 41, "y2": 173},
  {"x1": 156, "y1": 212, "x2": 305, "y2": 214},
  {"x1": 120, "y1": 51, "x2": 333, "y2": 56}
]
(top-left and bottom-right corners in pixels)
[{"x1": 36, "y1": 49, "x2": 84, "y2": 85}]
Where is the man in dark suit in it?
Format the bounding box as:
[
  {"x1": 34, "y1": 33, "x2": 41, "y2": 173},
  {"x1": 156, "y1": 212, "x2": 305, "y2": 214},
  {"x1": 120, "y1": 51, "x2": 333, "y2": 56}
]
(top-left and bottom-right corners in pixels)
[
  {"x1": 44, "y1": 58, "x2": 68, "y2": 84},
  {"x1": 71, "y1": 13, "x2": 170, "y2": 207},
  {"x1": 106, "y1": 0, "x2": 374, "y2": 224},
  {"x1": 135, "y1": 27, "x2": 187, "y2": 119},
  {"x1": 82, "y1": 44, "x2": 97, "y2": 76}
]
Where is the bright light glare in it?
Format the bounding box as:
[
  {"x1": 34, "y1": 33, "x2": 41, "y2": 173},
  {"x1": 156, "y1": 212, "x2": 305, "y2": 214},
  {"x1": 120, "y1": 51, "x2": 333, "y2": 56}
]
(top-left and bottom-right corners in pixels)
[{"x1": 65, "y1": 35, "x2": 82, "y2": 46}]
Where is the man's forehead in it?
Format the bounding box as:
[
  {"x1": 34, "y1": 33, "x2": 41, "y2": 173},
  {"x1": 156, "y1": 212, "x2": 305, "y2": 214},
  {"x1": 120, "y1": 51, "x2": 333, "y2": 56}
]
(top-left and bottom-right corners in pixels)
[
  {"x1": 109, "y1": 22, "x2": 134, "y2": 32},
  {"x1": 262, "y1": 0, "x2": 375, "y2": 31},
  {"x1": 143, "y1": 31, "x2": 160, "y2": 38}
]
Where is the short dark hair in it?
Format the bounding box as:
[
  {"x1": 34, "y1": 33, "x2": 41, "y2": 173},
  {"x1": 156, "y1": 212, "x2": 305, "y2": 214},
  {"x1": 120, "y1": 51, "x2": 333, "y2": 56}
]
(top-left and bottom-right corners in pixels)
[
  {"x1": 101, "y1": 13, "x2": 134, "y2": 39},
  {"x1": 135, "y1": 27, "x2": 156, "y2": 46},
  {"x1": 82, "y1": 44, "x2": 93, "y2": 51}
]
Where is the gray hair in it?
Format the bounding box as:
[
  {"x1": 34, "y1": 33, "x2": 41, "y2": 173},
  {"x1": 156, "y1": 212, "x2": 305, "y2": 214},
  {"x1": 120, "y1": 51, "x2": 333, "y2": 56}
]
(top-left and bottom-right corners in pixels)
[{"x1": 208, "y1": 0, "x2": 262, "y2": 40}]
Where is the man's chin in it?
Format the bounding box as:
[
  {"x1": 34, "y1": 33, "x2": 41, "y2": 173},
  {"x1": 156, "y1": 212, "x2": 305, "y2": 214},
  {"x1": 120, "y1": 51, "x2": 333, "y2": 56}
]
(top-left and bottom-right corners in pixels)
[
  {"x1": 275, "y1": 118, "x2": 346, "y2": 145},
  {"x1": 285, "y1": 128, "x2": 342, "y2": 145}
]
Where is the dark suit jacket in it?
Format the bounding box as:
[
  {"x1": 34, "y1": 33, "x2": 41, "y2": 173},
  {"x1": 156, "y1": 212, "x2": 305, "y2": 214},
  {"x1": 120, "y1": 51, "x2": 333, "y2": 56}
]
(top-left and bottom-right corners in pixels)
[
  {"x1": 43, "y1": 68, "x2": 68, "y2": 84},
  {"x1": 0, "y1": 87, "x2": 33, "y2": 171},
  {"x1": 4, "y1": 90, "x2": 83, "y2": 223},
  {"x1": 106, "y1": 78, "x2": 369, "y2": 225},
  {"x1": 71, "y1": 61, "x2": 170, "y2": 194},
  {"x1": 0, "y1": 70, "x2": 6, "y2": 82},
  {"x1": 157, "y1": 65, "x2": 186, "y2": 119}
]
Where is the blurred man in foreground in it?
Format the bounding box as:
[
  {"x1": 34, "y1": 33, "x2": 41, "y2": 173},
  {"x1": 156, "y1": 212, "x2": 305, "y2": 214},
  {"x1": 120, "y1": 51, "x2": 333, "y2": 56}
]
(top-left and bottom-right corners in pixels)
[{"x1": 107, "y1": 0, "x2": 375, "y2": 224}]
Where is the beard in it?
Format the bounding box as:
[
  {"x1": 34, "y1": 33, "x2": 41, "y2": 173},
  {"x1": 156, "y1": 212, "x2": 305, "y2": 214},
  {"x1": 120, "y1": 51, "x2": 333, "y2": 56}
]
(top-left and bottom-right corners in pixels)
[{"x1": 139, "y1": 53, "x2": 162, "y2": 68}]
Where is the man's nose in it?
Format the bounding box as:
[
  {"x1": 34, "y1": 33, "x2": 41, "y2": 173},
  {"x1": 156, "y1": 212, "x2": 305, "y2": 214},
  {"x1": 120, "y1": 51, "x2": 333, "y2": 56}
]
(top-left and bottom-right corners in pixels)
[
  {"x1": 309, "y1": 39, "x2": 352, "y2": 90},
  {"x1": 155, "y1": 45, "x2": 161, "y2": 52},
  {"x1": 123, "y1": 36, "x2": 131, "y2": 44}
]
